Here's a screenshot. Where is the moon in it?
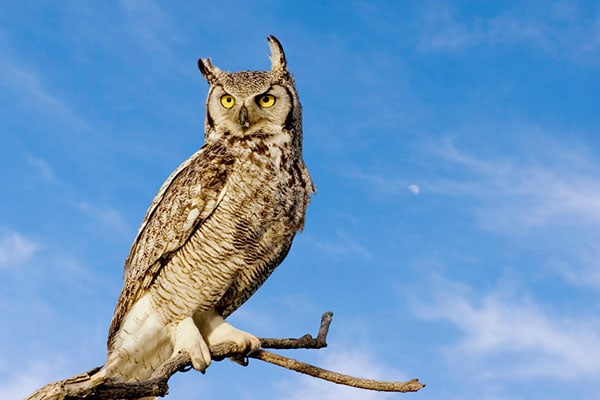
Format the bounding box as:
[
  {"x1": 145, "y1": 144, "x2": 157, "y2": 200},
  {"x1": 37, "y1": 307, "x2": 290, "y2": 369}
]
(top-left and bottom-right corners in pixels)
[{"x1": 408, "y1": 184, "x2": 420, "y2": 195}]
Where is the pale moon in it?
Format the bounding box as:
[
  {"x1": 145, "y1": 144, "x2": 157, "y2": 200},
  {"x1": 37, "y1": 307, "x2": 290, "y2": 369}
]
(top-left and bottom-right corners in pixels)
[{"x1": 408, "y1": 184, "x2": 420, "y2": 195}]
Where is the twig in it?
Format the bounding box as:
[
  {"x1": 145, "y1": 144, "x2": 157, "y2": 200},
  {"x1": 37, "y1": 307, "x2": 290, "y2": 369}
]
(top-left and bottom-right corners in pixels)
[
  {"x1": 259, "y1": 311, "x2": 332, "y2": 349},
  {"x1": 25, "y1": 312, "x2": 425, "y2": 400},
  {"x1": 252, "y1": 350, "x2": 425, "y2": 392}
]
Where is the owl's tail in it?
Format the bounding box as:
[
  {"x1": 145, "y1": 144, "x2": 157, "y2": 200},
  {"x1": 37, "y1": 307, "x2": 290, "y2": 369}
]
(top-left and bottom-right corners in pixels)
[{"x1": 26, "y1": 296, "x2": 169, "y2": 399}]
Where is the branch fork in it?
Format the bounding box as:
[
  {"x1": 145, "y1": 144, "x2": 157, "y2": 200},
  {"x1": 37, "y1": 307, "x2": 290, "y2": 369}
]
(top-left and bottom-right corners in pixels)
[{"x1": 26, "y1": 312, "x2": 425, "y2": 399}]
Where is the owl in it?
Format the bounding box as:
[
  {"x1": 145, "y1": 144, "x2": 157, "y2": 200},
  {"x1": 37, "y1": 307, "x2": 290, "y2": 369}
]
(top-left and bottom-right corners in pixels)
[{"x1": 99, "y1": 35, "x2": 315, "y2": 386}]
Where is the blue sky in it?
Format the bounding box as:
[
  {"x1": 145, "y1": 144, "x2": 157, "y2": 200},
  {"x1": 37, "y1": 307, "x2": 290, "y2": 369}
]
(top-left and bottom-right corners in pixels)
[{"x1": 2, "y1": 1, "x2": 600, "y2": 399}]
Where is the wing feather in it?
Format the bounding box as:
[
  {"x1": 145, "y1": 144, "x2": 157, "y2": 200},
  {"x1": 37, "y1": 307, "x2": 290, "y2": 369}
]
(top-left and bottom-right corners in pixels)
[{"x1": 108, "y1": 142, "x2": 234, "y2": 343}]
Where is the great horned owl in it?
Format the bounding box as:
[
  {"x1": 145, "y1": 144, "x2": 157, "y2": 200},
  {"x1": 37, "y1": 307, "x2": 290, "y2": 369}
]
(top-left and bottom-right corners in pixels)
[{"x1": 100, "y1": 35, "x2": 314, "y2": 386}]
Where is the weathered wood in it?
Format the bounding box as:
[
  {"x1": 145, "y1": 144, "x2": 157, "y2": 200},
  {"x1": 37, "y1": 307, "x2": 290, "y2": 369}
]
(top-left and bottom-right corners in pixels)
[{"x1": 26, "y1": 312, "x2": 425, "y2": 399}]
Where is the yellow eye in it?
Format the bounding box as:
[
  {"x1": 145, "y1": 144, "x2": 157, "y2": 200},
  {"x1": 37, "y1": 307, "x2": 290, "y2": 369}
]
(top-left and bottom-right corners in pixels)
[
  {"x1": 257, "y1": 94, "x2": 276, "y2": 108},
  {"x1": 220, "y1": 94, "x2": 235, "y2": 109}
]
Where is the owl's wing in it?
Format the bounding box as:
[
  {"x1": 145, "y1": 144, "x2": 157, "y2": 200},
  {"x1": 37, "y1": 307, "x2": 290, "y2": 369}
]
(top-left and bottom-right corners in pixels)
[{"x1": 108, "y1": 142, "x2": 234, "y2": 342}]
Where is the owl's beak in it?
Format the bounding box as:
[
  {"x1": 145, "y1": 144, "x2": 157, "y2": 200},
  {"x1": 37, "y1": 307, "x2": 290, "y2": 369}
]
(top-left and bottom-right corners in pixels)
[{"x1": 239, "y1": 106, "x2": 250, "y2": 130}]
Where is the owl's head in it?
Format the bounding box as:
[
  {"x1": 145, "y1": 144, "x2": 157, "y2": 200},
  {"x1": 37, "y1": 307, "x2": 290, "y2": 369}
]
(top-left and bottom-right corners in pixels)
[{"x1": 198, "y1": 36, "x2": 301, "y2": 144}]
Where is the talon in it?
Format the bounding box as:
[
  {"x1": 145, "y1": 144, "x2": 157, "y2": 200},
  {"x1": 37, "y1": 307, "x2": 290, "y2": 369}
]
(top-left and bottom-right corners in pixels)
[
  {"x1": 178, "y1": 364, "x2": 193, "y2": 373},
  {"x1": 172, "y1": 317, "x2": 212, "y2": 373},
  {"x1": 229, "y1": 355, "x2": 249, "y2": 366},
  {"x1": 197, "y1": 309, "x2": 261, "y2": 357}
]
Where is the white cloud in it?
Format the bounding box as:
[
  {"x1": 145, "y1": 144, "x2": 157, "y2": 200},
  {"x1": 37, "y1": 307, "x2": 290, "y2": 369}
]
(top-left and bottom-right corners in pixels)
[
  {"x1": 349, "y1": 135, "x2": 600, "y2": 234},
  {"x1": 425, "y1": 137, "x2": 600, "y2": 288},
  {"x1": 418, "y1": 4, "x2": 482, "y2": 51},
  {"x1": 77, "y1": 202, "x2": 131, "y2": 237},
  {"x1": 411, "y1": 278, "x2": 600, "y2": 380},
  {"x1": 0, "y1": 53, "x2": 89, "y2": 129},
  {"x1": 346, "y1": 134, "x2": 600, "y2": 288},
  {"x1": 0, "y1": 356, "x2": 68, "y2": 400},
  {"x1": 430, "y1": 137, "x2": 600, "y2": 231},
  {"x1": 307, "y1": 231, "x2": 372, "y2": 260},
  {"x1": 549, "y1": 246, "x2": 600, "y2": 288},
  {"x1": 343, "y1": 166, "x2": 409, "y2": 198},
  {"x1": 26, "y1": 155, "x2": 55, "y2": 182},
  {"x1": 0, "y1": 231, "x2": 39, "y2": 268},
  {"x1": 119, "y1": 0, "x2": 179, "y2": 57},
  {"x1": 417, "y1": 2, "x2": 600, "y2": 60}
]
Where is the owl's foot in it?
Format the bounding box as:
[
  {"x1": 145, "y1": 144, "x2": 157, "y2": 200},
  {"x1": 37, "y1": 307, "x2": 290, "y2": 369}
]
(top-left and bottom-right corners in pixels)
[
  {"x1": 196, "y1": 309, "x2": 261, "y2": 356},
  {"x1": 208, "y1": 321, "x2": 261, "y2": 355},
  {"x1": 172, "y1": 316, "x2": 211, "y2": 373}
]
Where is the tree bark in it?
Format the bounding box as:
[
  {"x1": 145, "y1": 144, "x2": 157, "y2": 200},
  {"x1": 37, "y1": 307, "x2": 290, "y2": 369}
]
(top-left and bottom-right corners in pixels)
[{"x1": 26, "y1": 312, "x2": 425, "y2": 399}]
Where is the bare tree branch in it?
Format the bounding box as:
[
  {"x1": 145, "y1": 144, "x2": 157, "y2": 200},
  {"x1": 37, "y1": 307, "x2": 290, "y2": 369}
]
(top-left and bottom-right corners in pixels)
[
  {"x1": 251, "y1": 350, "x2": 425, "y2": 393},
  {"x1": 25, "y1": 312, "x2": 425, "y2": 399},
  {"x1": 258, "y1": 310, "x2": 332, "y2": 350}
]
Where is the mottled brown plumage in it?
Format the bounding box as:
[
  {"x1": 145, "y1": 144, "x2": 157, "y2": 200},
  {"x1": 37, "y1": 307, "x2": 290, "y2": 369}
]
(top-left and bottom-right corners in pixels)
[{"x1": 102, "y1": 36, "x2": 314, "y2": 387}]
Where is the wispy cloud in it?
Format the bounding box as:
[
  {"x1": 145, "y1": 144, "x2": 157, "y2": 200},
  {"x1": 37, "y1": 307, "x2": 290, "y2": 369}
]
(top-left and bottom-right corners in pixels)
[
  {"x1": 77, "y1": 202, "x2": 131, "y2": 237},
  {"x1": 347, "y1": 133, "x2": 600, "y2": 288},
  {"x1": 344, "y1": 167, "x2": 412, "y2": 199},
  {"x1": 0, "y1": 356, "x2": 69, "y2": 400},
  {"x1": 418, "y1": 2, "x2": 600, "y2": 60},
  {"x1": 431, "y1": 137, "x2": 600, "y2": 232},
  {"x1": 0, "y1": 52, "x2": 89, "y2": 130},
  {"x1": 119, "y1": 0, "x2": 179, "y2": 56},
  {"x1": 418, "y1": 4, "x2": 482, "y2": 51},
  {"x1": 549, "y1": 245, "x2": 600, "y2": 288},
  {"x1": 306, "y1": 230, "x2": 372, "y2": 260},
  {"x1": 0, "y1": 230, "x2": 39, "y2": 268},
  {"x1": 428, "y1": 136, "x2": 600, "y2": 288},
  {"x1": 26, "y1": 155, "x2": 55, "y2": 182},
  {"x1": 411, "y1": 277, "x2": 600, "y2": 380}
]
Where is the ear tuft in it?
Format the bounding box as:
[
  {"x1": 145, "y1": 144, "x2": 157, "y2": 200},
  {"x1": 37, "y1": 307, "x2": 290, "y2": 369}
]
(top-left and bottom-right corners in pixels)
[
  {"x1": 267, "y1": 35, "x2": 287, "y2": 73},
  {"x1": 198, "y1": 57, "x2": 222, "y2": 84}
]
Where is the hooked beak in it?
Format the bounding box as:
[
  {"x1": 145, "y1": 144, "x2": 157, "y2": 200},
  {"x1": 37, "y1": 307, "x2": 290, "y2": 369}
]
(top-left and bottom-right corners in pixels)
[{"x1": 239, "y1": 106, "x2": 250, "y2": 130}]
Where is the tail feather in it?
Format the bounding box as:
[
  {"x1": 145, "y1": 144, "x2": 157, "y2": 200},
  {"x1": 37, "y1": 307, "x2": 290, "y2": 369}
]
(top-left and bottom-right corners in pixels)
[
  {"x1": 27, "y1": 294, "x2": 174, "y2": 400},
  {"x1": 104, "y1": 293, "x2": 174, "y2": 382}
]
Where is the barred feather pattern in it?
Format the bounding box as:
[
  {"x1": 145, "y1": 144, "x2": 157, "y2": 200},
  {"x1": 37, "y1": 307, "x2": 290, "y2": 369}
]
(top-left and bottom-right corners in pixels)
[
  {"x1": 148, "y1": 132, "x2": 311, "y2": 323},
  {"x1": 104, "y1": 131, "x2": 313, "y2": 381},
  {"x1": 103, "y1": 36, "x2": 314, "y2": 388}
]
